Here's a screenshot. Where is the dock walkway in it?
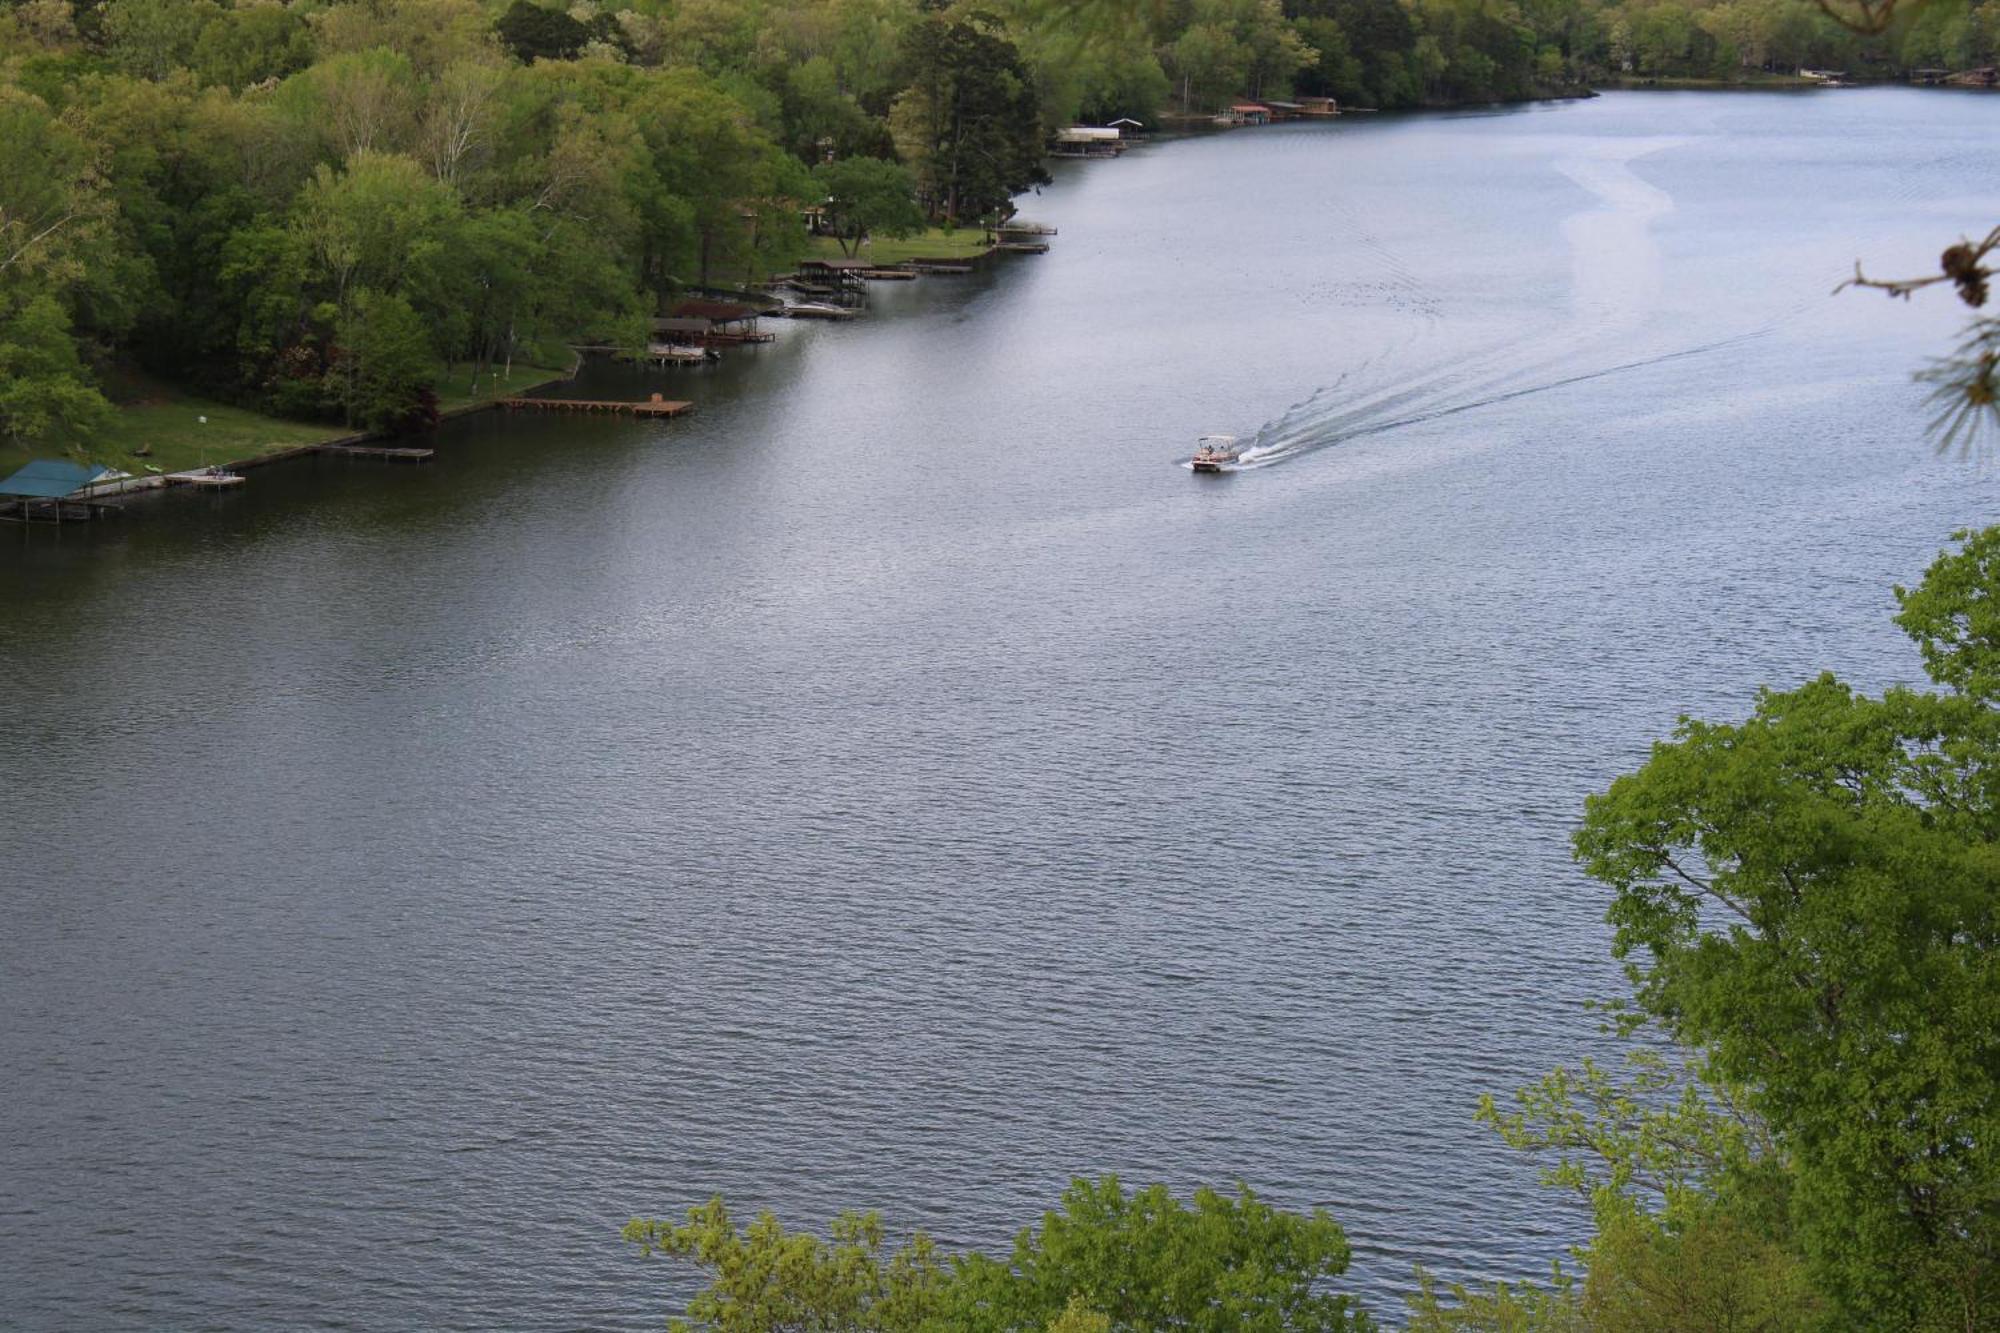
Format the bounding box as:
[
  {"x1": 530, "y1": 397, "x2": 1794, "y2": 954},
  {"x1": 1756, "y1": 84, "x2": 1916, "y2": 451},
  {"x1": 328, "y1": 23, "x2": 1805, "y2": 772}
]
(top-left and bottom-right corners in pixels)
[
  {"x1": 322, "y1": 445, "x2": 435, "y2": 461},
  {"x1": 498, "y1": 396, "x2": 693, "y2": 418},
  {"x1": 165, "y1": 469, "x2": 245, "y2": 488}
]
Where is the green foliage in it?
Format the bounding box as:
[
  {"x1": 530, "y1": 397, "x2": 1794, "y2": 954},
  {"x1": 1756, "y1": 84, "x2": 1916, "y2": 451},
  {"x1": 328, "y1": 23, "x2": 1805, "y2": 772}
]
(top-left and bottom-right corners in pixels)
[
  {"x1": 331, "y1": 286, "x2": 433, "y2": 429},
  {"x1": 1478, "y1": 1047, "x2": 1781, "y2": 1213},
  {"x1": 944, "y1": 1176, "x2": 1372, "y2": 1331},
  {"x1": 623, "y1": 1198, "x2": 952, "y2": 1333},
  {"x1": 1572, "y1": 528, "x2": 2000, "y2": 1329},
  {"x1": 890, "y1": 15, "x2": 1051, "y2": 226},
  {"x1": 1418, "y1": 1042, "x2": 1816, "y2": 1331},
  {"x1": 1, "y1": 0, "x2": 1978, "y2": 461},
  {"x1": 630, "y1": 1178, "x2": 1370, "y2": 1332},
  {"x1": 1580, "y1": 1196, "x2": 1820, "y2": 1331},
  {"x1": 1043, "y1": 1293, "x2": 1113, "y2": 1333},
  {"x1": 813, "y1": 156, "x2": 925, "y2": 257},
  {"x1": 99, "y1": 0, "x2": 213, "y2": 81},
  {"x1": 0, "y1": 83, "x2": 119, "y2": 447},
  {"x1": 188, "y1": 3, "x2": 312, "y2": 89},
  {"x1": 494, "y1": 0, "x2": 591, "y2": 63},
  {"x1": 0, "y1": 292, "x2": 115, "y2": 445},
  {"x1": 1403, "y1": 1266, "x2": 1582, "y2": 1331}
]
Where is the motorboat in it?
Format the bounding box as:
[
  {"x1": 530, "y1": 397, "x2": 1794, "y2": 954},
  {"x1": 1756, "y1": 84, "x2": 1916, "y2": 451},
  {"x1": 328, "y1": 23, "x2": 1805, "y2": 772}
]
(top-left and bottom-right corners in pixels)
[
  {"x1": 1190, "y1": 434, "x2": 1240, "y2": 473},
  {"x1": 781, "y1": 302, "x2": 858, "y2": 320}
]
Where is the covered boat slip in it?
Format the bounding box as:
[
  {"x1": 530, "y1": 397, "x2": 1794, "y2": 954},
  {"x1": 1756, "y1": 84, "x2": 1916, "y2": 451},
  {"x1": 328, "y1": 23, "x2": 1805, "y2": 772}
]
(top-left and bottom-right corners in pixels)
[
  {"x1": 658, "y1": 299, "x2": 776, "y2": 345},
  {"x1": 0, "y1": 460, "x2": 122, "y2": 523}
]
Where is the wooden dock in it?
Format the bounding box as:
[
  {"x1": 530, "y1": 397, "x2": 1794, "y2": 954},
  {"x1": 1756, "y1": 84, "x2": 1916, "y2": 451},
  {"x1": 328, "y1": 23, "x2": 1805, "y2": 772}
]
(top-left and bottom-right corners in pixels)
[
  {"x1": 322, "y1": 445, "x2": 435, "y2": 461},
  {"x1": 995, "y1": 241, "x2": 1051, "y2": 254},
  {"x1": 909, "y1": 259, "x2": 975, "y2": 273},
  {"x1": 0, "y1": 497, "x2": 122, "y2": 523},
  {"x1": 166, "y1": 469, "x2": 246, "y2": 488},
  {"x1": 861, "y1": 268, "x2": 918, "y2": 281},
  {"x1": 499, "y1": 395, "x2": 693, "y2": 417}
]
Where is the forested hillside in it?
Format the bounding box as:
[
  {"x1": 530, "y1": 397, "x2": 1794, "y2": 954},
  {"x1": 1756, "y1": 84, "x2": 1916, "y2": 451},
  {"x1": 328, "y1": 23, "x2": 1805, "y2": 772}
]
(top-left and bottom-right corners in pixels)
[{"x1": 2, "y1": 0, "x2": 1995, "y2": 451}]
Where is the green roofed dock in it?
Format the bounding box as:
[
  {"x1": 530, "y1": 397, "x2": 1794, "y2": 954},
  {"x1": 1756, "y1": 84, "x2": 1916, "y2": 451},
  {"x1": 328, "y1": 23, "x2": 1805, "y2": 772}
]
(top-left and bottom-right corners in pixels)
[{"x1": 0, "y1": 460, "x2": 120, "y2": 523}]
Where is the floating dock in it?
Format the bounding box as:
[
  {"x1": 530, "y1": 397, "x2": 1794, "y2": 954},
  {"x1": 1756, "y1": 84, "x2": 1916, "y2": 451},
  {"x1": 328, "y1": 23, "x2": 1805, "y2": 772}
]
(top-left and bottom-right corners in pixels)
[
  {"x1": 642, "y1": 344, "x2": 713, "y2": 365},
  {"x1": 498, "y1": 395, "x2": 692, "y2": 417},
  {"x1": 166, "y1": 469, "x2": 246, "y2": 488},
  {"x1": 322, "y1": 445, "x2": 435, "y2": 461}
]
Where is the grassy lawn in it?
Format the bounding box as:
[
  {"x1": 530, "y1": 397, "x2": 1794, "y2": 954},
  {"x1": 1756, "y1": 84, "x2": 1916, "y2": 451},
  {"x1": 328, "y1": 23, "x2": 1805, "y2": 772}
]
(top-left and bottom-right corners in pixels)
[
  {"x1": 433, "y1": 359, "x2": 572, "y2": 413},
  {"x1": 1, "y1": 362, "x2": 569, "y2": 482},
  {"x1": 19, "y1": 380, "x2": 338, "y2": 480},
  {"x1": 804, "y1": 227, "x2": 993, "y2": 266}
]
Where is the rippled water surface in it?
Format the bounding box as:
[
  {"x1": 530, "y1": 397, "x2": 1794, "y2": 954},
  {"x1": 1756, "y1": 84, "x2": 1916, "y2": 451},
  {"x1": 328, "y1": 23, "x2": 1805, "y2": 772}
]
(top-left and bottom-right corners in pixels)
[{"x1": 4, "y1": 89, "x2": 1999, "y2": 1328}]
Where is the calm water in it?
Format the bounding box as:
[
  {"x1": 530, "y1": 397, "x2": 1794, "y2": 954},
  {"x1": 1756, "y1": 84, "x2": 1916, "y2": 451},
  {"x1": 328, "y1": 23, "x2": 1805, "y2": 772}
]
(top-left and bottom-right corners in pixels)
[{"x1": 4, "y1": 90, "x2": 1998, "y2": 1329}]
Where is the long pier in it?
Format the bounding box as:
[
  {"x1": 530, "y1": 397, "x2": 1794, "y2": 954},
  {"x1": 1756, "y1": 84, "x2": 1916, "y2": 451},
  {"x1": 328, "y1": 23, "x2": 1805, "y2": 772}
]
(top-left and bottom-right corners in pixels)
[
  {"x1": 323, "y1": 445, "x2": 435, "y2": 461},
  {"x1": 498, "y1": 396, "x2": 692, "y2": 417}
]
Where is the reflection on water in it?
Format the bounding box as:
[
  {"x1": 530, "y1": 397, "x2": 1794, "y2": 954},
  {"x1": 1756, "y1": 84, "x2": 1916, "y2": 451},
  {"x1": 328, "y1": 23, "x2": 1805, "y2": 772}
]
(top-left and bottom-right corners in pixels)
[{"x1": 3, "y1": 90, "x2": 1999, "y2": 1330}]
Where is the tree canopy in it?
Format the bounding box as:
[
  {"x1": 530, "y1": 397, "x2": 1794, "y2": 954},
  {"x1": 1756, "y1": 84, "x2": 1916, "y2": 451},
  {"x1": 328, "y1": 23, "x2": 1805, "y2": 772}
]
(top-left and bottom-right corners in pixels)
[
  {"x1": 627, "y1": 1175, "x2": 1372, "y2": 1332},
  {"x1": 814, "y1": 156, "x2": 927, "y2": 258},
  {"x1": 9, "y1": 0, "x2": 1996, "y2": 453}
]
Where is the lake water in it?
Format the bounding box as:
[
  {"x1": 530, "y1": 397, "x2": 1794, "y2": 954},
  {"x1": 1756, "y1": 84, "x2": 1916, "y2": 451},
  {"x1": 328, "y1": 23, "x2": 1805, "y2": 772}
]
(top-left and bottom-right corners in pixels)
[{"x1": 3, "y1": 89, "x2": 1998, "y2": 1329}]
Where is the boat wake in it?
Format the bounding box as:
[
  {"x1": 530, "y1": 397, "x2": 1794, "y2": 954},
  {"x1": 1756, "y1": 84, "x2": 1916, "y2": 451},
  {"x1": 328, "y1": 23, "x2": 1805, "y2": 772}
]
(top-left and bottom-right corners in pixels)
[
  {"x1": 1229, "y1": 328, "x2": 1770, "y2": 469},
  {"x1": 1207, "y1": 134, "x2": 1798, "y2": 473}
]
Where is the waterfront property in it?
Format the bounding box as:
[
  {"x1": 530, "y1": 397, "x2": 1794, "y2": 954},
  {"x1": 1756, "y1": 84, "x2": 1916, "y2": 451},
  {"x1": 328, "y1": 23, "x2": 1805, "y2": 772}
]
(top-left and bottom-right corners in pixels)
[
  {"x1": 664, "y1": 301, "x2": 775, "y2": 345},
  {"x1": 797, "y1": 259, "x2": 871, "y2": 295},
  {"x1": 0, "y1": 460, "x2": 120, "y2": 523},
  {"x1": 9, "y1": 91, "x2": 1996, "y2": 1333},
  {"x1": 1053, "y1": 126, "x2": 1124, "y2": 158}
]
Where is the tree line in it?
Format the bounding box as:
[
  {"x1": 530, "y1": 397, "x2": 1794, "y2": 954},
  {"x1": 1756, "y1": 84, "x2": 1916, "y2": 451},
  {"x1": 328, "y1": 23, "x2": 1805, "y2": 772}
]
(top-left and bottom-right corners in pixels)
[
  {"x1": 4, "y1": 0, "x2": 1997, "y2": 446},
  {"x1": 0, "y1": 0, "x2": 1064, "y2": 441}
]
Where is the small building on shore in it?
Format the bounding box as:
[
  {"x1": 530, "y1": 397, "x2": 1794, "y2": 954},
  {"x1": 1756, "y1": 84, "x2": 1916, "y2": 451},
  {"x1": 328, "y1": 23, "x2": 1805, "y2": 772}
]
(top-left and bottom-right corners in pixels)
[
  {"x1": 1053, "y1": 126, "x2": 1123, "y2": 158},
  {"x1": 0, "y1": 459, "x2": 116, "y2": 523},
  {"x1": 665, "y1": 299, "x2": 773, "y2": 344}
]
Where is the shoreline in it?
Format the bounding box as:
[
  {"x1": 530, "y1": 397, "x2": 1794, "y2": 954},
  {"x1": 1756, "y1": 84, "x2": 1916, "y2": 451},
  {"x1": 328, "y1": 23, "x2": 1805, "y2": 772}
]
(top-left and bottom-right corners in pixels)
[
  {"x1": 19, "y1": 361, "x2": 581, "y2": 512},
  {"x1": 24, "y1": 80, "x2": 1983, "y2": 523}
]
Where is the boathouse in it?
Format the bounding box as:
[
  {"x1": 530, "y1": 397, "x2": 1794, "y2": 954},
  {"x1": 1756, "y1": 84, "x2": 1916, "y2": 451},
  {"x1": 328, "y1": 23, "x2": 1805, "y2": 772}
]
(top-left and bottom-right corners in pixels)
[
  {"x1": 664, "y1": 299, "x2": 773, "y2": 345},
  {"x1": 798, "y1": 258, "x2": 871, "y2": 280},
  {"x1": 654, "y1": 316, "x2": 712, "y2": 340},
  {"x1": 1228, "y1": 103, "x2": 1271, "y2": 125},
  {"x1": 0, "y1": 459, "x2": 115, "y2": 523},
  {"x1": 1053, "y1": 126, "x2": 1123, "y2": 157}
]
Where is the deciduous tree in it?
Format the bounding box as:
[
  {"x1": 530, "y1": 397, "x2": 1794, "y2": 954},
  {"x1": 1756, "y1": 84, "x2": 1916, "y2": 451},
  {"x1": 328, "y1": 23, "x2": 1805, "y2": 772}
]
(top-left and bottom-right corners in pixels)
[
  {"x1": 1573, "y1": 529, "x2": 2000, "y2": 1329},
  {"x1": 813, "y1": 155, "x2": 924, "y2": 257}
]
